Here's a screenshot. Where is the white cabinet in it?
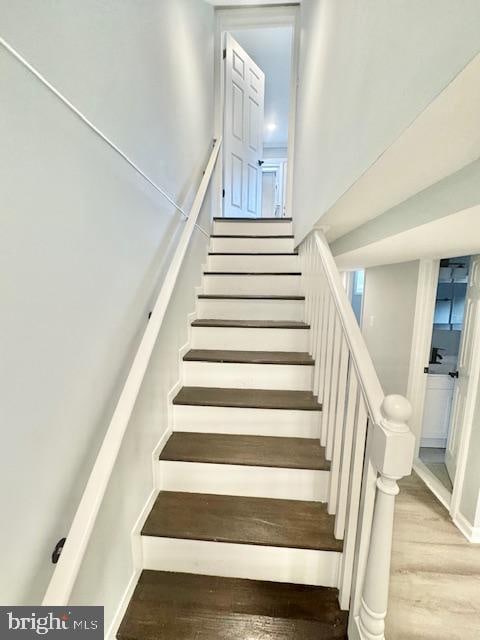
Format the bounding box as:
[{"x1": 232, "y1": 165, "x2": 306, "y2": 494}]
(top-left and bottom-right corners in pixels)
[{"x1": 421, "y1": 374, "x2": 454, "y2": 448}]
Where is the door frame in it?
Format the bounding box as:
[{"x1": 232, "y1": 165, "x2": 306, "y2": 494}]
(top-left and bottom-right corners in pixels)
[
  {"x1": 261, "y1": 157, "x2": 288, "y2": 218},
  {"x1": 407, "y1": 256, "x2": 480, "y2": 538},
  {"x1": 213, "y1": 5, "x2": 300, "y2": 220}
]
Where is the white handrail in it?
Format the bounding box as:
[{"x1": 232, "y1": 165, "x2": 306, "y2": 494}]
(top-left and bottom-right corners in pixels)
[
  {"x1": 0, "y1": 37, "x2": 210, "y2": 237},
  {"x1": 43, "y1": 137, "x2": 222, "y2": 605},
  {"x1": 312, "y1": 230, "x2": 384, "y2": 424},
  {"x1": 299, "y1": 229, "x2": 414, "y2": 640}
]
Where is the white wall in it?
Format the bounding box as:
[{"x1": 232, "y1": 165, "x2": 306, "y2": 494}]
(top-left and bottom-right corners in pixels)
[
  {"x1": 361, "y1": 262, "x2": 420, "y2": 396},
  {"x1": 292, "y1": 0, "x2": 480, "y2": 243},
  {"x1": 0, "y1": 0, "x2": 214, "y2": 609}
]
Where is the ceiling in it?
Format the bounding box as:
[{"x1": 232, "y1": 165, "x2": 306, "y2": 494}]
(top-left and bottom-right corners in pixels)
[
  {"x1": 335, "y1": 206, "x2": 480, "y2": 271},
  {"x1": 321, "y1": 51, "x2": 480, "y2": 242},
  {"x1": 230, "y1": 26, "x2": 293, "y2": 148}
]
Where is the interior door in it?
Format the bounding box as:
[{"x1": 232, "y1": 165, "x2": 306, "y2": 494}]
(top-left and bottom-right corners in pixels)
[
  {"x1": 223, "y1": 33, "x2": 265, "y2": 218},
  {"x1": 445, "y1": 256, "x2": 480, "y2": 482}
]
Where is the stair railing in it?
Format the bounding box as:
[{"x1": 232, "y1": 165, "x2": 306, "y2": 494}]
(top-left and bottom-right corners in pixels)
[
  {"x1": 299, "y1": 229, "x2": 415, "y2": 640},
  {"x1": 42, "y1": 137, "x2": 222, "y2": 606}
]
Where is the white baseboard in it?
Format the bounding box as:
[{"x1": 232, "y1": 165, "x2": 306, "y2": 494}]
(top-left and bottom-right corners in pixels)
[
  {"x1": 420, "y1": 437, "x2": 447, "y2": 448},
  {"x1": 453, "y1": 511, "x2": 480, "y2": 543},
  {"x1": 413, "y1": 458, "x2": 451, "y2": 509},
  {"x1": 105, "y1": 568, "x2": 141, "y2": 640}
]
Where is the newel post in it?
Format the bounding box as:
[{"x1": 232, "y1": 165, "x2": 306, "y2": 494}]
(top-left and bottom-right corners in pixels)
[{"x1": 358, "y1": 395, "x2": 414, "y2": 640}]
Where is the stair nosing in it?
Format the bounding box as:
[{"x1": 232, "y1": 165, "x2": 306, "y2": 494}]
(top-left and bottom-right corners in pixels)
[
  {"x1": 183, "y1": 349, "x2": 314, "y2": 366},
  {"x1": 203, "y1": 271, "x2": 302, "y2": 276},
  {"x1": 197, "y1": 294, "x2": 305, "y2": 300},
  {"x1": 211, "y1": 235, "x2": 294, "y2": 239},
  {"x1": 191, "y1": 320, "x2": 310, "y2": 329},
  {"x1": 208, "y1": 252, "x2": 298, "y2": 256}
]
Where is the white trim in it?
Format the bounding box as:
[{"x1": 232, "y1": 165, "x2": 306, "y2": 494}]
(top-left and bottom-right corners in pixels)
[
  {"x1": 450, "y1": 256, "x2": 480, "y2": 522},
  {"x1": 142, "y1": 536, "x2": 342, "y2": 587},
  {"x1": 453, "y1": 511, "x2": 480, "y2": 544},
  {"x1": 105, "y1": 569, "x2": 140, "y2": 640},
  {"x1": 0, "y1": 38, "x2": 214, "y2": 237},
  {"x1": 42, "y1": 139, "x2": 222, "y2": 606},
  {"x1": 413, "y1": 458, "x2": 451, "y2": 510},
  {"x1": 105, "y1": 350, "x2": 189, "y2": 639},
  {"x1": 406, "y1": 259, "x2": 440, "y2": 457},
  {"x1": 214, "y1": 5, "x2": 299, "y2": 218}
]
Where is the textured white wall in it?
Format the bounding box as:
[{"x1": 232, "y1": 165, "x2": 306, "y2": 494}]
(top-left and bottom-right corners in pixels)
[
  {"x1": 292, "y1": 0, "x2": 480, "y2": 243},
  {"x1": 0, "y1": 0, "x2": 214, "y2": 610},
  {"x1": 361, "y1": 262, "x2": 420, "y2": 396}
]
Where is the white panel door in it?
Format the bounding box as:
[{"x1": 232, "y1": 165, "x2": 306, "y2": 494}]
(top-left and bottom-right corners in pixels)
[
  {"x1": 445, "y1": 256, "x2": 480, "y2": 483},
  {"x1": 223, "y1": 33, "x2": 265, "y2": 218}
]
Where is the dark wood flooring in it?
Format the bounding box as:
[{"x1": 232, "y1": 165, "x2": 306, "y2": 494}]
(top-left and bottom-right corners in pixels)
[
  {"x1": 203, "y1": 271, "x2": 302, "y2": 276},
  {"x1": 183, "y1": 349, "x2": 313, "y2": 365},
  {"x1": 213, "y1": 217, "x2": 293, "y2": 221},
  {"x1": 117, "y1": 570, "x2": 348, "y2": 640},
  {"x1": 172, "y1": 387, "x2": 322, "y2": 411},
  {"x1": 191, "y1": 319, "x2": 309, "y2": 329},
  {"x1": 141, "y1": 492, "x2": 342, "y2": 552},
  {"x1": 159, "y1": 433, "x2": 329, "y2": 470},
  {"x1": 197, "y1": 294, "x2": 305, "y2": 300}
]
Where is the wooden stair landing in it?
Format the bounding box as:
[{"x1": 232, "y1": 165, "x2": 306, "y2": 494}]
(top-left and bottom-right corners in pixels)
[
  {"x1": 172, "y1": 387, "x2": 322, "y2": 411},
  {"x1": 117, "y1": 570, "x2": 348, "y2": 640},
  {"x1": 160, "y1": 433, "x2": 329, "y2": 470},
  {"x1": 142, "y1": 492, "x2": 342, "y2": 552}
]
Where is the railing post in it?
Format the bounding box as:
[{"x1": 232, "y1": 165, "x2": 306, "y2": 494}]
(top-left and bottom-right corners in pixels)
[{"x1": 358, "y1": 395, "x2": 414, "y2": 640}]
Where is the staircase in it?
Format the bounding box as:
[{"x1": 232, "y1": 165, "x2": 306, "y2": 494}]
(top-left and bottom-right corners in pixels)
[{"x1": 117, "y1": 217, "x2": 349, "y2": 638}]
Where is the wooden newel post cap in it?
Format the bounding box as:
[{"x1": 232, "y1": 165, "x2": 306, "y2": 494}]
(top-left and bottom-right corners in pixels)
[
  {"x1": 380, "y1": 395, "x2": 412, "y2": 433},
  {"x1": 370, "y1": 395, "x2": 415, "y2": 479}
]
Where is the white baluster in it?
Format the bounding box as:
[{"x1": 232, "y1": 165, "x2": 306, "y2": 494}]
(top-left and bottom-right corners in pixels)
[{"x1": 358, "y1": 395, "x2": 414, "y2": 640}]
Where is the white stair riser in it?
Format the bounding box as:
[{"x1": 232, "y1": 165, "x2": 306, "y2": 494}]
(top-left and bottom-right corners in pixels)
[
  {"x1": 203, "y1": 274, "x2": 301, "y2": 296},
  {"x1": 213, "y1": 220, "x2": 293, "y2": 236},
  {"x1": 196, "y1": 298, "x2": 305, "y2": 321},
  {"x1": 211, "y1": 237, "x2": 294, "y2": 253},
  {"x1": 173, "y1": 405, "x2": 321, "y2": 438},
  {"x1": 207, "y1": 254, "x2": 299, "y2": 273},
  {"x1": 191, "y1": 326, "x2": 309, "y2": 351},
  {"x1": 183, "y1": 361, "x2": 313, "y2": 391},
  {"x1": 142, "y1": 536, "x2": 341, "y2": 587},
  {"x1": 156, "y1": 461, "x2": 329, "y2": 502}
]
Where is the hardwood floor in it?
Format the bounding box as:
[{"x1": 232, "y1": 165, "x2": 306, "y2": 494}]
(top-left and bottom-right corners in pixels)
[
  {"x1": 117, "y1": 571, "x2": 348, "y2": 640},
  {"x1": 386, "y1": 472, "x2": 480, "y2": 639}
]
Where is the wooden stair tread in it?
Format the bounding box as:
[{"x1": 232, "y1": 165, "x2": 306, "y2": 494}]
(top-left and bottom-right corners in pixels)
[
  {"x1": 184, "y1": 349, "x2": 313, "y2": 365},
  {"x1": 214, "y1": 217, "x2": 293, "y2": 221},
  {"x1": 198, "y1": 294, "x2": 305, "y2": 300},
  {"x1": 117, "y1": 571, "x2": 347, "y2": 640},
  {"x1": 203, "y1": 271, "x2": 302, "y2": 276},
  {"x1": 192, "y1": 320, "x2": 309, "y2": 329},
  {"x1": 173, "y1": 387, "x2": 322, "y2": 411},
  {"x1": 142, "y1": 492, "x2": 342, "y2": 552},
  {"x1": 208, "y1": 252, "x2": 298, "y2": 255},
  {"x1": 211, "y1": 235, "x2": 294, "y2": 239},
  {"x1": 160, "y1": 433, "x2": 329, "y2": 470}
]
